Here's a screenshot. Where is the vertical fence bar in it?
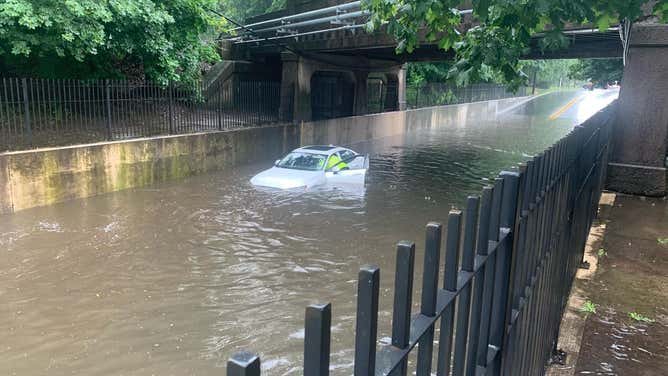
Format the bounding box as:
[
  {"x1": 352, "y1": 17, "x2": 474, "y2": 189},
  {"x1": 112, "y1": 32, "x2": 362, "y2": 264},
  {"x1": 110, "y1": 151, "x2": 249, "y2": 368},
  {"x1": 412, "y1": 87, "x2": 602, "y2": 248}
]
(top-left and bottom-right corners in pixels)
[
  {"x1": 2, "y1": 79, "x2": 10, "y2": 140},
  {"x1": 104, "y1": 79, "x2": 112, "y2": 140},
  {"x1": 228, "y1": 352, "x2": 261, "y2": 376},
  {"x1": 452, "y1": 196, "x2": 479, "y2": 376},
  {"x1": 389, "y1": 241, "x2": 415, "y2": 376},
  {"x1": 217, "y1": 81, "x2": 223, "y2": 131},
  {"x1": 417, "y1": 222, "x2": 443, "y2": 376},
  {"x1": 0, "y1": 79, "x2": 5, "y2": 142},
  {"x1": 488, "y1": 171, "x2": 520, "y2": 373},
  {"x1": 476, "y1": 178, "x2": 504, "y2": 369},
  {"x1": 436, "y1": 211, "x2": 462, "y2": 376},
  {"x1": 82, "y1": 79, "x2": 90, "y2": 134},
  {"x1": 304, "y1": 303, "x2": 331, "y2": 376},
  {"x1": 73, "y1": 79, "x2": 81, "y2": 132},
  {"x1": 354, "y1": 266, "x2": 380, "y2": 376},
  {"x1": 29, "y1": 78, "x2": 37, "y2": 134},
  {"x1": 21, "y1": 78, "x2": 32, "y2": 146},
  {"x1": 500, "y1": 164, "x2": 527, "y2": 373},
  {"x1": 36, "y1": 78, "x2": 44, "y2": 133},
  {"x1": 13, "y1": 78, "x2": 20, "y2": 140},
  {"x1": 168, "y1": 82, "x2": 174, "y2": 135},
  {"x1": 466, "y1": 186, "x2": 493, "y2": 376}
]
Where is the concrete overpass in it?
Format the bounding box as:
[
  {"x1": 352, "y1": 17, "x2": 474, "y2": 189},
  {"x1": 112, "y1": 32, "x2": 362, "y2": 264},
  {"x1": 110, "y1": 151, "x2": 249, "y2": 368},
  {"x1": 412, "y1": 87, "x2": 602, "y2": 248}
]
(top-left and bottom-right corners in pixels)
[
  {"x1": 216, "y1": 0, "x2": 668, "y2": 196},
  {"x1": 219, "y1": 0, "x2": 622, "y2": 122}
]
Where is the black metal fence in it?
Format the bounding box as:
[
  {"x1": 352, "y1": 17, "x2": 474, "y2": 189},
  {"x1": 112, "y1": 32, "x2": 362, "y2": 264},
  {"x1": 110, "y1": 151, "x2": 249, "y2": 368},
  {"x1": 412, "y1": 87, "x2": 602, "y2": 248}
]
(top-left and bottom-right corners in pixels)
[
  {"x1": 406, "y1": 83, "x2": 528, "y2": 109},
  {"x1": 227, "y1": 103, "x2": 615, "y2": 376},
  {"x1": 1, "y1": 78, "x2": 530, "y2": 152},
  {"x1": 0, "y1": 78, "x2": 281, "y2": 151},
  {"x1": 367, "y1": 81, "x2": 397, "y2": 114}
]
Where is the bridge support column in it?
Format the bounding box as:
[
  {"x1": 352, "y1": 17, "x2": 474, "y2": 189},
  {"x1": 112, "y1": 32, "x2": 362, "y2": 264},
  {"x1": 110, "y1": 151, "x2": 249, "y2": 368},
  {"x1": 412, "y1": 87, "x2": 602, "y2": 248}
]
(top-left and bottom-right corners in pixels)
[
  {"x1": 354, "y1": 71, "x2": 369, "y2": 116},
  {"x1": 607, "y1": 23, "x2": 668, "y2": 196},
  {"x1": 397, "y1": 64, "x2": 407, "y2": 111},
  {"x1": 279, "y1": 52, "x2": 313, "y2": 122}
]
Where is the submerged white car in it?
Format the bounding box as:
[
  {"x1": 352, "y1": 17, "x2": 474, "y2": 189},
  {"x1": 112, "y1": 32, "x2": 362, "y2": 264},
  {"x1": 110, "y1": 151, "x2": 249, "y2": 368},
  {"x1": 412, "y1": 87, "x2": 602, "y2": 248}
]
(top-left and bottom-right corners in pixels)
[{"x1": 250, "y1": 145, "x2": 369, "y2": 189}]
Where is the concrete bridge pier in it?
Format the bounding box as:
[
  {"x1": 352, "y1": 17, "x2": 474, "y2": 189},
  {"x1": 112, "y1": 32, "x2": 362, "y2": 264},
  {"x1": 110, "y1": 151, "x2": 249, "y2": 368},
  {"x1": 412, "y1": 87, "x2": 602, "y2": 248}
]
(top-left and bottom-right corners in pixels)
[
  {"x1": 353, "y1": 71, "x2": 369, "y2": 115},
  {"x1": 278, "y1": 52, "x2": 407, "y2": 122},
  {"x1": 392, "y1": 64, "x2": 407, "y2": 111},
  {"x1": 607, "y1": 23, "x2": 668, "y2": 196}
]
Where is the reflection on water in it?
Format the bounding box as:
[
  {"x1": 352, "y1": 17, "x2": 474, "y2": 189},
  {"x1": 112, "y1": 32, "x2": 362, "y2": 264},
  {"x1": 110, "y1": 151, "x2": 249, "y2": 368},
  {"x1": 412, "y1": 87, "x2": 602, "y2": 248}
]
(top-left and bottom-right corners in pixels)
[{"x1": 0, "y1": 90, "x2": 616, "y2": 375}]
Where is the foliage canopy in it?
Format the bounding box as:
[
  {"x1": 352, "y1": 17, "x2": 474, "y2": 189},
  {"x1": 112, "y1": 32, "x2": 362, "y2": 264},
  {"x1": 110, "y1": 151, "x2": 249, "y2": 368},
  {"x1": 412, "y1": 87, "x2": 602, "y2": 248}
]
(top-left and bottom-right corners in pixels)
[
  {"x1": 365, "y1": 0, "x2": 668, "y2": 90},
  {"x1": 0, "y1": 0, "x2": 224, "y2": 85},
  {"x1": 567, "y1": 58, "x2": 623, "y2": 86},
  {"x1": 219, "y1": 0, "x2": 285, "y2": 23}
]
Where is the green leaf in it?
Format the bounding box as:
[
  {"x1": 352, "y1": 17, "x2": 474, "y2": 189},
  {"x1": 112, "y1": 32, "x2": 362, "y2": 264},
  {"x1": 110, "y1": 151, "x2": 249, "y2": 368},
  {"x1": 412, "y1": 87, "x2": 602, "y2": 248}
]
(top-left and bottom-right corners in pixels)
[
  {"x1": 438, "y1": 37, "x2": 453, "y2": 50},
  {"x1": 596, "y1": 14, "x2": 612, "y2": 31}
]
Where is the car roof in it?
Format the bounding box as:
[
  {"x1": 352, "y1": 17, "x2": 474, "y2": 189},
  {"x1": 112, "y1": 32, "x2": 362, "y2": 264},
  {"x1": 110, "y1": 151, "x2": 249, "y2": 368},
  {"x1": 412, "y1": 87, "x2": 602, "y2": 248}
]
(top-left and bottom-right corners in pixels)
[{"x1": 294, "y1": 145, "x2": 351, "y2": 155}]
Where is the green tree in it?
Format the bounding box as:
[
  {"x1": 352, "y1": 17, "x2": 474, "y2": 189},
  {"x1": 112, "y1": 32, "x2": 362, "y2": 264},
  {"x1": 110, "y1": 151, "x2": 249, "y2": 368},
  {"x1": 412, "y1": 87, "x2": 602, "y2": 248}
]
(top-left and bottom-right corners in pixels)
[
  {"x1": 407, "y1": 62, "x2": 451, "y2": 85},
  {"x1": 219, "y1": 0, "x2": 285, "y2": 23},
  {"x1": 568, "y1": 58, "x2": 623, "y2": 87},
  {"x1": 519, "y1": 59, "x2": 577, "y2": 92},
  {"x1": 365, "y1": 0, "x2": 668, "y2": 90},
  {"x1": 0, "y1": 0, "x2": 224, "y2": 85}
]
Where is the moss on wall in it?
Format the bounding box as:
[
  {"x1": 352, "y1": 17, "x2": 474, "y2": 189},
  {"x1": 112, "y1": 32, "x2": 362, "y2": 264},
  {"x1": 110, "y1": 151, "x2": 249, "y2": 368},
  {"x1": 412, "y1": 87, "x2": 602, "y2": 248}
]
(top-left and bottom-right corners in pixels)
[{"x1": 0, "y1": 125, "x2": 297, "y2": 214}]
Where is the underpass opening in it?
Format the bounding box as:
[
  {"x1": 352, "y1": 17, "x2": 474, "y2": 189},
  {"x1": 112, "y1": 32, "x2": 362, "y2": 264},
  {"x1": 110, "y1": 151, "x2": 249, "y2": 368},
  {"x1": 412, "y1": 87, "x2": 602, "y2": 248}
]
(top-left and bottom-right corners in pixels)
[{"x1": 310, "y1": 71, "x2": 355, "y2": 120}]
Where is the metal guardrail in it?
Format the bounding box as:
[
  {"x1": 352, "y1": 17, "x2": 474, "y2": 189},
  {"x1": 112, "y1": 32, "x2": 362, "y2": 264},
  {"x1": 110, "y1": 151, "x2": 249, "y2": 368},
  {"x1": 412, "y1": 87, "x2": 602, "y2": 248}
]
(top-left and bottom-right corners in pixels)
[
  {"x1": 0, "y1": 78, "x2": 281, "y2": 152},
  {"x1": 226, "y1": 103, "x2": 615, "y2": 376}
]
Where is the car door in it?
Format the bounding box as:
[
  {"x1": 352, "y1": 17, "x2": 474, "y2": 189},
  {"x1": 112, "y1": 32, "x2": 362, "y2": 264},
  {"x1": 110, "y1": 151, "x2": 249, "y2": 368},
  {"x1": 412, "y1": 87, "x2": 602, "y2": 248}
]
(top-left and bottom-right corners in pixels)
[{"x1": 325, "y1": 152, "x2": 368, "y2": 185}]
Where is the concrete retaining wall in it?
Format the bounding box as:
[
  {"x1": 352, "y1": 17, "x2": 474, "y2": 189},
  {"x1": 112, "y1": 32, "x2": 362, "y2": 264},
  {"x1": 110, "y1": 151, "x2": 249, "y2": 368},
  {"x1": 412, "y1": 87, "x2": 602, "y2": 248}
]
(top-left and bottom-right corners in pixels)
[{"x1": 0, "y1": 96, "x2": 529, "y2": 215}]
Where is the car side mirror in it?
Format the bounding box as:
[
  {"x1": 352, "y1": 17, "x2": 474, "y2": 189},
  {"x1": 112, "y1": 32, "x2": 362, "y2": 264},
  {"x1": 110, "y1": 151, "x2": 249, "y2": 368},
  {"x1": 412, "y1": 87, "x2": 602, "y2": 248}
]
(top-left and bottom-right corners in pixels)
[
  {"x1": 274, "y1": 159, "x2": 281, "y2": 166},
  {"x1": 331, "y1": 165, "x2": 341, "y2": 173}
]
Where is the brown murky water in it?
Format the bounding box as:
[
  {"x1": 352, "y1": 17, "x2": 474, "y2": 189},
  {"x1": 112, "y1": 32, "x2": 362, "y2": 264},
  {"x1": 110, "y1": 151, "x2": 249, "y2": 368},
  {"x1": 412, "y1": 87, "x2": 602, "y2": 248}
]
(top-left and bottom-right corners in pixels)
[
  {"x1": 575, "y1": 195, "x2": 668, "y2": 375},
  {"x1": 0, "y1": 91, "x2": 617, "y2": 375}
]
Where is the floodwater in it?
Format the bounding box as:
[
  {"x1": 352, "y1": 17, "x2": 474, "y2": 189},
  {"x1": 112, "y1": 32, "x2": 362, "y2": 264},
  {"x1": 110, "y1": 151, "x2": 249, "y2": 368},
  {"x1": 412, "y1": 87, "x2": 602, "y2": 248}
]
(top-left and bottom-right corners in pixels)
[
  {"x1": 0, "y1": 90, "x2": 617, "y2": 375},
  {"x1": 575, "y1": 195, "x2": 668, "y2": 375}
]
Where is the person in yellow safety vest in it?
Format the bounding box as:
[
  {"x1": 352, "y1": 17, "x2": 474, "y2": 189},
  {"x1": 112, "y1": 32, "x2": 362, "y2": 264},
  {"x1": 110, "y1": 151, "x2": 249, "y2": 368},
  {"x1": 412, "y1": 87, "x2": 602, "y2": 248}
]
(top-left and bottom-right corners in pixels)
[{"x1": 326, "y1": 153, "x2": 348, "y2": 171}]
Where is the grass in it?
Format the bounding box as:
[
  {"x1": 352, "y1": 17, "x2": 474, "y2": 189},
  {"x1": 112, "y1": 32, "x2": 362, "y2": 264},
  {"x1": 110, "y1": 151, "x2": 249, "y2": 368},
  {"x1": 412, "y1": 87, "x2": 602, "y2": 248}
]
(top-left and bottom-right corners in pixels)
[
  {"x1": 628, "y1": 312, "x2": 655, "y2": 323},
  {"x1": 581, "y1": 300, "x2": 597, "y2": 315},
  {"x1": 597, "y1": 248, "x2": 607, "y2": 257},
  {"x1": 657, "y1": 237, "x2": 668, "y2": 245}
]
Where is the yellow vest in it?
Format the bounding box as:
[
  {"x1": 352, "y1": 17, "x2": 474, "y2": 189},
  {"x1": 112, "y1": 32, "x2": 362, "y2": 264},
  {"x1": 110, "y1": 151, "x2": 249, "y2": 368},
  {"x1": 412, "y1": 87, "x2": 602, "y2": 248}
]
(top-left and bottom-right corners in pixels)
[{"x1": 326, "y1": 154, "x2": 347, "y2": 170}]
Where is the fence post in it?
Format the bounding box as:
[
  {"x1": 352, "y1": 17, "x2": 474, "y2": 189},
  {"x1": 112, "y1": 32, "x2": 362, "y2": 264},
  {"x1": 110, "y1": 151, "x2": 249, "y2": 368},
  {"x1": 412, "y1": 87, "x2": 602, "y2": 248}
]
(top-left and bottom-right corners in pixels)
[
  {"x1": 304, "y1": 303, "x2": 331, "y2": 376},
  {"x1": 390, "y1": 241, "x2": 415, "y2": 376},
  {"x1": 488, "y1": 171, "x2": 520, "y2": 374},
  {"x1": 452, "y1": 196, "x2": 480, "y2": 375},
  {"x1": 416, "y1": 222, "x2": 442, "y2": 376},
  {"x1": 415, "y1": 85, "x2": 420, "y2": 109},
  {"x1": 228, "y1": 352, "x2": 261, "y2": 376},
  {"x1": 476, "y1": 180, "x2": 504, "y2": 370},
  {"x1": 436, "y1": 212, "x2": 462, "y2": 376},
  {"x1": 104, "y1": 79, "x2": 112, "y2": 140},
  {"x1": 354, "y1": 266, "x2": 379, "y2": 376},
  {"x1": 217, "y1": 81, "x2": 223, "y2": 131},
  {"x1": 466, "y1": 186, "x2": 493, "y2": 376},
  {"x1": 168, "y1": 82, "x2": 174, "y2": 134},
  {"x1": 21, "y1": 78, "x2": 32, "y2": 146}
]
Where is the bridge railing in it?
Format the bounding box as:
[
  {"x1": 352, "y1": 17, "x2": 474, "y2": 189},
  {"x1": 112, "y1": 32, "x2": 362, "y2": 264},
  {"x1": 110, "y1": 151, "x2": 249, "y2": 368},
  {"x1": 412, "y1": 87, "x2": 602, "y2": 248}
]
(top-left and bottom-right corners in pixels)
[
  {"x1": 226, "y1": 102, "x2": 616, "y2": 376},
  {"x1": 0, "y1": 77, "x2": 281, "y2": 152}
]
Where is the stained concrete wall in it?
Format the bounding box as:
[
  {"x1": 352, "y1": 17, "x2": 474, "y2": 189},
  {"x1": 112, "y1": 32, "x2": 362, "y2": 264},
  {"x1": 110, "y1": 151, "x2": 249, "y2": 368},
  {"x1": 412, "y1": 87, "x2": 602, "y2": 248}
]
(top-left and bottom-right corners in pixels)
[
  {"x1": 607, "y1": 23, "x2": 668, "y2": 196},
  {"x1": 299, "y1": 96, "x2": 531, "y2": 146},
  {"x1": 0, "y1": 126, "x2": 299, "y2": 214},
  {"x1": 0, "y1": 96, "x2": 530, "y2": 215}
]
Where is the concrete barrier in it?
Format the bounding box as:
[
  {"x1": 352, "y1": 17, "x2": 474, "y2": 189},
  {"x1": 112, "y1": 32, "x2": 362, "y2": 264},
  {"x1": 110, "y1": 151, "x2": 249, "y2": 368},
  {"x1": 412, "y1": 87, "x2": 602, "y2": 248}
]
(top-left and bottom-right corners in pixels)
[{"x1": 0, "y1": 96, "x2": 529, "y2": 215}]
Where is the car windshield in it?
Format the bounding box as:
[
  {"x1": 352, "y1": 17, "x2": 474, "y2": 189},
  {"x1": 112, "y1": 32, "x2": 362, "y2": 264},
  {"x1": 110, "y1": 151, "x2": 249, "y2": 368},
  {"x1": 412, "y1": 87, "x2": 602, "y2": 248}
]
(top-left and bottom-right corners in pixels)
[{"x1": 276, "y1": 152, "x2": 327, "y2": 171}]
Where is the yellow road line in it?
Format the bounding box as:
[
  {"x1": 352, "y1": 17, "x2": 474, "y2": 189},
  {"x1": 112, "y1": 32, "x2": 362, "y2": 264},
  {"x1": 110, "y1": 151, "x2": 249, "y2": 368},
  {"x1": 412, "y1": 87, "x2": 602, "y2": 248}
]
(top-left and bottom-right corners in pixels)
[{"x1": 549, "y1": 95, "x2": 584, "y2": 120}]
